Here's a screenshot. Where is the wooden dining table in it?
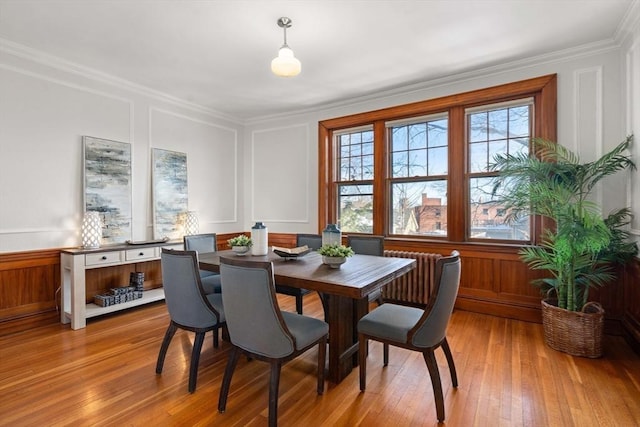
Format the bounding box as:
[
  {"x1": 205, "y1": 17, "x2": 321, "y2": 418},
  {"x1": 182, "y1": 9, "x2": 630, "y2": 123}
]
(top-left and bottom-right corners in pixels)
[{"x1": 199, "y1": 250, "x2": 415, "y2": 384}]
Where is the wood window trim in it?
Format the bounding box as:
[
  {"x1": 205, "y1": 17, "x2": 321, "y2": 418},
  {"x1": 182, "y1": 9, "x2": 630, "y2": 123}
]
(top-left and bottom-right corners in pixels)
[{"x1": 318, "y1": 74, "x2": 557, "y2": 242}]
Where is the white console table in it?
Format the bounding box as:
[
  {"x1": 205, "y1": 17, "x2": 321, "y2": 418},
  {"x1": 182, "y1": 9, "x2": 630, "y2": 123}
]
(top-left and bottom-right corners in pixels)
[{"x1": 60, "y1": 240, "x2": 183, "y2": 330}]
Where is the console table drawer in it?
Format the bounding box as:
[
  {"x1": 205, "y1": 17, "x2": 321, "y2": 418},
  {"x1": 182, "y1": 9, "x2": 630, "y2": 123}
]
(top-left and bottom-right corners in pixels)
[
  {"x1": 85, "y1": 251, "x2": 122, "y2": 266},
  {"x1": 125, "y1": 248, "x2": 157, "y2": 261}
]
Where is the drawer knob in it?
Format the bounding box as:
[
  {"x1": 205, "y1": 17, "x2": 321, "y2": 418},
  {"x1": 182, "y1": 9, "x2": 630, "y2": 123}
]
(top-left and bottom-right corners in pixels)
[
  {"x1": 101, "y1": 256, "x2": 107, "y2": 260},
  {"x1": 139, "y1": 252, "x2": 144, "y2": 256}
]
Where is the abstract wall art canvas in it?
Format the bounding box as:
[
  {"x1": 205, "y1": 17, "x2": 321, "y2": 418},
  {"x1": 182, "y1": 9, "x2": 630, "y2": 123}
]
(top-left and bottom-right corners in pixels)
[
  {"x1": 152, "y1": 148, "x2": 188, "y2": 239},
  {"x1": 83, "y1": 136, "x2": 132, "y2": 244}
]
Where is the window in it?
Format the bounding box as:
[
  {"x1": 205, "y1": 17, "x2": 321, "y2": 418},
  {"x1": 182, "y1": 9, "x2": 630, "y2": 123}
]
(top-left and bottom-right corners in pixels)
[
  {"x1": 319, "y1": 75, "x2": 556, "y2": 245},
  {"x1": 336, "y1": 127, "x2": 374, "y2": 233},
  {"x1": 388, "y1": 114, "x2": 448, "y2": 236},
  {"x1": 467, "y1": 100, "x2": 533, "y2": 241}
]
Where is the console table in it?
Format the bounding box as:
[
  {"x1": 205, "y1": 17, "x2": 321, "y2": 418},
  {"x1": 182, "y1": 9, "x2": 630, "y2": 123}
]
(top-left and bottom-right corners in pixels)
[{"x1": 60, "y1": 240, "x2": 182, "y2": 330}]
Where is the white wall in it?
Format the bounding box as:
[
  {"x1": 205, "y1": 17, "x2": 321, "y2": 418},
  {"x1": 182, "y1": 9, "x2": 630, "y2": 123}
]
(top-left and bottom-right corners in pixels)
[{"x1": 0, "y1": 43, "x2": 244, "y2": 252}]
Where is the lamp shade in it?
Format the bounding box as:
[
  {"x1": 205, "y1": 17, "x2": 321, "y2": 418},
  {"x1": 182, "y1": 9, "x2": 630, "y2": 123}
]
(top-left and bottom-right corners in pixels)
[
  {"x1": 183, "y1": 211, "x2": 199, "y2": 236},
  {"x1": 81, "y1": 211, "x2": 102, "y2": 249},
  {"x1": 271, "y1": 46, "x2": 301, "y2": 77}
]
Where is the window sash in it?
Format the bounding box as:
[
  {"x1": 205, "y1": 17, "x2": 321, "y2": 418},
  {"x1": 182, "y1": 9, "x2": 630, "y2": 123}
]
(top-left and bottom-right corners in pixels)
[{"x1": 465, "y1": 99, "x2": 533, "y2": 242}]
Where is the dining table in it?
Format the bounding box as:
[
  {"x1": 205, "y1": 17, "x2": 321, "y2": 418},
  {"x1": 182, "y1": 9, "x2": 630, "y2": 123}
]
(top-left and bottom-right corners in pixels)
[{"x1": 199, "y1": 249, "x2": 416, "y2": 384}]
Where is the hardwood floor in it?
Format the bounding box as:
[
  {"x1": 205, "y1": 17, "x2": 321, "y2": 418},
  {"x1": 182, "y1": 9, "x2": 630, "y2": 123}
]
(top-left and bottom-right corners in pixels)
[{"x1": 1, "y1": 293, "x2": 639, "y2": 427}]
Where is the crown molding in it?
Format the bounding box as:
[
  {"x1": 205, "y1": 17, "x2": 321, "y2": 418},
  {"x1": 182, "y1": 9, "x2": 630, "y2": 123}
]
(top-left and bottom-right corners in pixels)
[
  {"x1": 0, "y1": 31, "x2": 627, "y2": 127},
  {"x1": 0, "y1": 37, "x2": 243, "y2": 125},
  {"x1": 615, "y1": 0, "x2": 640, "y2": 46},
  {"x1": 246, "y1": 38, "x2": 621, "y2": 125}
]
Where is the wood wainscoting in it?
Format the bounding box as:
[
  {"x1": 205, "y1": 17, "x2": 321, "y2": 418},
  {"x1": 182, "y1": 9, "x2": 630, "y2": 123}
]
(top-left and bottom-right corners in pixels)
[
  {"x1": 1, "y1": 233, "x2": 639, "y2": 354},
  {"x1": 0, "y1": 233, "x2": 238, "y2": 336},
  {"x1": 0, "y1": 249, "x2": 61, "y2": 336}
]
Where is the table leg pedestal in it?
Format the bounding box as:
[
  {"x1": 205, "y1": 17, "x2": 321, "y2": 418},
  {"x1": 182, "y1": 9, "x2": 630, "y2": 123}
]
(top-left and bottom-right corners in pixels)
[{"x1": 326, "y1": 294, "x2": 369, "y2": 383}]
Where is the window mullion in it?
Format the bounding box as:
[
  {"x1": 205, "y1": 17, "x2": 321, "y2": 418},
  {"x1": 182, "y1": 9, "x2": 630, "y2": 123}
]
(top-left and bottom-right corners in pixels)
[
  {"x1": 373, "y1": 121, "x2": 386, "y2": 236},
  {"x1": 448, "y1": 106, "x2": 466, "y2": 241}
]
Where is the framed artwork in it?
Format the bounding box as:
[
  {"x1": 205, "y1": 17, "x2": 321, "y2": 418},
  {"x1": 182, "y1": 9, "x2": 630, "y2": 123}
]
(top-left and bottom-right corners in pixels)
[
  {"x1": 83, "y1": 136, "x2": 132, "y2": 244},
  {"x1": 152, "y1": 148, "x2": 188, "y2": 239}
]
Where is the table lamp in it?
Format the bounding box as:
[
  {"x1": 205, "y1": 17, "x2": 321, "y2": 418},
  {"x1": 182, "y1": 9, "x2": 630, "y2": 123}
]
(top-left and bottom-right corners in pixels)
[{"x1": 81, "y1": 211, "x2": 102, "y2": 249}]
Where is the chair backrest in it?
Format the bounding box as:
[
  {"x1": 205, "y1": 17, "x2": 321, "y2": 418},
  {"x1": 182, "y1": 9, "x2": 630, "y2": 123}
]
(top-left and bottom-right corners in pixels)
[
  {"x1": 160, "y1": 249, "x2": 221, "y2": 328},
  {"x1": 408, "y1": 251, "x2": 461, "y2": 348},
  {"x1": 184, "y1": 233, "x2": 217, "y2": 254},
  {"x1": 347, "y1": 235, "x2": 385, "y2": 256},
  {"x1": 296, "y1": 233, "x2": 322, "y2": 250},
  {"x1": 219, "y1": 257, "x2": 296, "y2": 358}
]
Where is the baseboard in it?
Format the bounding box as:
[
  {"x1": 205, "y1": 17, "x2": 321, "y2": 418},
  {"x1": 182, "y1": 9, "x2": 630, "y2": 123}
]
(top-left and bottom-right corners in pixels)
[
  {"x1": 0, "y1": 310, "x2": 60, "y2": 337},
  {"x1": 455, "y1": 296, "x2": 542, "y2": 324}
]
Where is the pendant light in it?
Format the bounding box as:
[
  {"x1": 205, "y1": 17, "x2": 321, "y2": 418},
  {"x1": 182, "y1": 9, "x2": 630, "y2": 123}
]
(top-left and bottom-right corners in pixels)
[{"x1": 271, "y1": 17, "x2": 301, "y2": 77}]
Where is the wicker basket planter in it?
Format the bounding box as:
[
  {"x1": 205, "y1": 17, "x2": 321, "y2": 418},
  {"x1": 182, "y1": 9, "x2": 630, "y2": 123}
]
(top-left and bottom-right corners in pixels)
[{"x1": 541, "y1": 296, "x2": 604, "y2": 358}]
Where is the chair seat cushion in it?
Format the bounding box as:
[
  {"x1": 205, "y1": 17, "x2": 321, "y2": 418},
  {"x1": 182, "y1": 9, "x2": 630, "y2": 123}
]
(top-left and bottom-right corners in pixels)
[
  {"x1": 200, "y1": 269, "x2": 217, "y2": 278},
  {"x1": 357, "y1": 303, "x2": 423, "y2": 344},
  {"x1": 281, "y1": 312, "x2": 329, "y2": 350},
  {"x1": 200, "y1": 273, "x2": 221, "y2": 294}
]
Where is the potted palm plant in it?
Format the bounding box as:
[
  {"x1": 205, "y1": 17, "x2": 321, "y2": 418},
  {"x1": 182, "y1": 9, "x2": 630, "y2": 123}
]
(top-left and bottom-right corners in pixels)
[{"x1": 491, "y1": 136, "x2": 637, "y2": 357}]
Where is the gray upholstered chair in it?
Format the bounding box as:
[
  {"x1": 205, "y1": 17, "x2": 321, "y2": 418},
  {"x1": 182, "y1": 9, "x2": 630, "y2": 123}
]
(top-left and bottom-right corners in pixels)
[
  {"x1": 218, "y1": 257, "x2": 328, "y2": 427},
  {"x1": 184, "y1": 233, "x2": 221, "y2": 294},
  {"x1": 156, "y1": 249, "x2": 225, "y2": 393},
  {"x1": 357, "y1": 251, "x2": 461, "y2": 423},
  {"x1": 347, "y1": 235, "x2": 385, "y2": 303},
  {"x1": 275, "y1": 233, "x2": 322, "y2": 314},
  {"x1": 346, "y1": 235, "x2": 385, "y2": 257}
]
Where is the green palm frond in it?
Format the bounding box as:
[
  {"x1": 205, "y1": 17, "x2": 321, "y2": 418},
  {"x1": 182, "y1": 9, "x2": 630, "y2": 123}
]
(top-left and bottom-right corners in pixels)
[{"x1": 491, "y1": 135, "x2": 637, "y2": 311}]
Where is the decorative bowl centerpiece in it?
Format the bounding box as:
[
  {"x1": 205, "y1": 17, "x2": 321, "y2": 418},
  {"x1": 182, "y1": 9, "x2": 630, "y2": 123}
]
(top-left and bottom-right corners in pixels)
[
  {"x1": 231, "y1": 246, "x2": 250, "y2": 256},
  {"x1": 322, "y1": 256, "x2": 347, "y2": 269},
  {"x1": 317, "y1": 244, "x2": 354, "y2": 269},
  {"x1": 272, "y1": 245, "x2": 311, "y2": 260},
  {"x1": 227, "y1": 234, "x2": 252, "y2": 256}
]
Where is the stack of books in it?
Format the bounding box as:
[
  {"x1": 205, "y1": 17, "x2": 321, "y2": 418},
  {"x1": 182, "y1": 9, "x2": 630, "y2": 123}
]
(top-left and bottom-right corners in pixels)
[
  {"x1": 93, "y1": 286, "x2": 140, "y2": 307},
  {"x1": 93, "y1": 272, "x2": 145, "y2": 307}
]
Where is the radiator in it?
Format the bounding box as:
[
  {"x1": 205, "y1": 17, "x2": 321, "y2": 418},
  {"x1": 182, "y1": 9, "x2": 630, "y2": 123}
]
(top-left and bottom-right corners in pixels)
[{"x1": 382, "y1": 251, "x2": 442, "y2": 307}]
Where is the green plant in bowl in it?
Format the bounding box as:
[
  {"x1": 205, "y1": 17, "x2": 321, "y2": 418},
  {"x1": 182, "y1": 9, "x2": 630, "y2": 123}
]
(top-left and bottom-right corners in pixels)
[
  {"x1": 317, "y1": 244, "x2": 354, "y2": 258},
  {"x1": 227, "y1": 234, "x2": 253, "y2": 248},
  {"x1": 318, "y1": 244, "x2": 354, "y2": 268}
]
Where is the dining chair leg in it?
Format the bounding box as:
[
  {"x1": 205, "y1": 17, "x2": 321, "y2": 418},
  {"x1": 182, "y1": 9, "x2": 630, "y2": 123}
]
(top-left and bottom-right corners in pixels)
[
  {"x1": 188, "y1": 331, "x2": 206, "y2": 393},
  {"x1": 423, "y1": 350, "x2": 445, "y2": 422},
  {"x1": 383, "y1": 343, "x2": 389, "y2": 366},
  {"x1": 441, "y1": 337, "x2": 458, "y2": 387},
  {"x1": 213, "y1": 327, "x2": 219, "y2": 348},
  {"x1": 317, "y1": 336, "x2": 327, "y2": 395},
  {"x1": 295, "y1": 294, "x2": 303, "y2": 314},
  {"x1": 155, "y1": 322, "x2": 178, "y2": 374},
  {"x1": 218, "y1": 346, "x2": 241, "y2": 413},
  {"x1": 358, "y1": 334, "x2": 367, "y2": 391},
  {"x1": 317, "y1": 291, "x2": 329, "y2": 321},
  {"x1": 268, "y1": 360, "x2": 283, "y2": 427}
]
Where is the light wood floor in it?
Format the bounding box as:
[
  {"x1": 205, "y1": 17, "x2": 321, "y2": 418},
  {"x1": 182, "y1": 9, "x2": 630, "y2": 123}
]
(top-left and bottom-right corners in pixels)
[{"x1": 1, "y1": 293, "x2": 639, "y2": 427}]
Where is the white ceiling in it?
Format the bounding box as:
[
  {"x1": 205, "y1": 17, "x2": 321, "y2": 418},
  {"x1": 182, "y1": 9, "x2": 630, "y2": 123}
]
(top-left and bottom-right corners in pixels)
[{"x1": 0, "y1": 0, "x2": 636, "y2": 122}]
